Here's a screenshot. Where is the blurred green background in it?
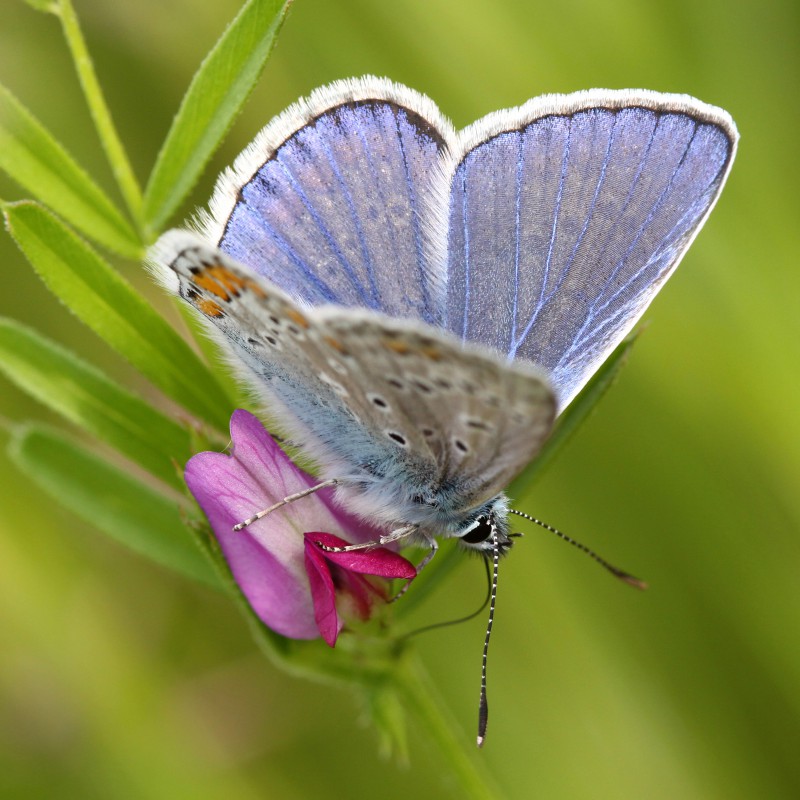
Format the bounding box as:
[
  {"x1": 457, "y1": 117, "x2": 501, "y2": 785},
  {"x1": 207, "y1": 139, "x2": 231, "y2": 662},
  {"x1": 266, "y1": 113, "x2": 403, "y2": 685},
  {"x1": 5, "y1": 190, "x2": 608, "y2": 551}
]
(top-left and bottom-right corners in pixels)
[{"x1": 1, "y1": 0, "x2": 798, "y2": 797}]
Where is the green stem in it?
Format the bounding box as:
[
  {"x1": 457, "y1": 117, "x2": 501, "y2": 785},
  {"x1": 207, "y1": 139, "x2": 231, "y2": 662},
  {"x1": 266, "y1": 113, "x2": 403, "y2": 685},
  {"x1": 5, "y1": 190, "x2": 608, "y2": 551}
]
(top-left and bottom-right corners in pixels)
[
  {"x1": 399, "y1": 654, "x2": 505, "y2": 800},
  {"x1": 55, "y1": 0, "x2": 145, "y2": 232}
]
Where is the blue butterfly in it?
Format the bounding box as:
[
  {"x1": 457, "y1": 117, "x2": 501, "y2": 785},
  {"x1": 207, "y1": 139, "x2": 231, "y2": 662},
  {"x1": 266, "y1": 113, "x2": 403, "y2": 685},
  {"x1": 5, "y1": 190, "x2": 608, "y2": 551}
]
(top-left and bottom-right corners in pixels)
[
  {"x1": 153, "y1": 76, "x2": 736, "y2": 560},
  {"x1": 152, "y1": 77, "x2": 736, "y2": 743}
]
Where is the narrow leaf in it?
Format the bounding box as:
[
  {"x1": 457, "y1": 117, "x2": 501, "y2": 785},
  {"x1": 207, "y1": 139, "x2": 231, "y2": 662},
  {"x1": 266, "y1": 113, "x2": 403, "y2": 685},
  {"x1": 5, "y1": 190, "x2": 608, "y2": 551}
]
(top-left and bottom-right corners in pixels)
[
  {"x1": 0, "y1": 83, "x2": 140, "y2": 257},
  {"x1": 143, "y1": 0, "x2": 292, "y2": 231},
  {"x1": 0, "y1": 318, "x2": 192, "y2": 488},
  {"x1": 9, "y1": 423, "x2": 221, "y2": 588},
  {"x1": 510, "y1": 332, "x2": 640, "y2": 498},
  {"x1": 20, "y1": 0, "x2": 58, "y2": 12},
  {"x1": 5, "y1": 201, "x2": 232, "y2": 432},
  {"x1": 56, "y1": 0, "x2": 145, "y2": 224}
]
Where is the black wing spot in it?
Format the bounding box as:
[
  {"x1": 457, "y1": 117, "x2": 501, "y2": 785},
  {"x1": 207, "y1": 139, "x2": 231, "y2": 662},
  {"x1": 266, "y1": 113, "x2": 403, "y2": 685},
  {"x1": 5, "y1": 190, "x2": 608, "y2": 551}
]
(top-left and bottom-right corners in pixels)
[
  {"x1": 465, "y1": 418, "x2": 490, "y2": 431},
  {"x1": 368, "y1": 394, "x2": 390, "y2": 409},
  {"x1": 411, "y1": 379, "x2": 433, "y2": 394},
  {"x1": 387, "y1": 431, "x2": 408, "y2": 446}
]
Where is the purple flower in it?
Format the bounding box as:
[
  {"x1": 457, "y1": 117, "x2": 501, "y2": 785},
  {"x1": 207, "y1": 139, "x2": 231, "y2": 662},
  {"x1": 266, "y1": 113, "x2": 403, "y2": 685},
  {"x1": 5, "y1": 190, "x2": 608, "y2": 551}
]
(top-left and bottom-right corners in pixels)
[
  {"x1": 185, "y1": 410, "x2": 415, "y2": 644},
  {"x1": 304, "y1": 532, "x2": 417, "y2": 646}
]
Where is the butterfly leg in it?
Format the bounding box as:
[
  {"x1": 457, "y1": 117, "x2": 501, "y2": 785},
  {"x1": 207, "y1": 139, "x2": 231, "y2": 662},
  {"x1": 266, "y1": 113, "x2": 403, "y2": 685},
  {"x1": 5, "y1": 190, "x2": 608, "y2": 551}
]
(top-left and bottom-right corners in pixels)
[
  {"x1": 233, "y1": 479, "x2": 340, "y2": 531},
  {"x1": 390, "y1": 533, "x2": 438, "y2": 602},
  {"x1": 317, "y1": 524, "x2": 418, "y2": 553}
]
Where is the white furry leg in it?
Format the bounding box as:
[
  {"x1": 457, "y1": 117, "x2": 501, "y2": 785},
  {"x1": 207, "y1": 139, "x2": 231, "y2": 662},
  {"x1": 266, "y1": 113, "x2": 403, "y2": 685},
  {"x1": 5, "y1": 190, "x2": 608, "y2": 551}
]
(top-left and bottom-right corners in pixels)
[
  {"x1": 233, "y1": 479, "x2": 340, "y2": 531},
  {"x1": 390, "y1": 533, "x2": 438, "y2": 602},
  {"x1": 317, "y1": 525, "x2": 418, "y2": 553}
]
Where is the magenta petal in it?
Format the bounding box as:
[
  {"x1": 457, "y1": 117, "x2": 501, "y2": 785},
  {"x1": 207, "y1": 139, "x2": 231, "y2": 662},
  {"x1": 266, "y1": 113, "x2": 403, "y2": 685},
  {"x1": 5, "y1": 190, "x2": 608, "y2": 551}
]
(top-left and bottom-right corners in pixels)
[
  {"x1": 184, "y1": 410, "x2": 384, "y2": 641},
  {"x1": 303, "y1": 538, "x2": 342, "y2": 647},
  {"x1": 308, "y1": 533, "x2": 417, "y2": 580},
  {"x1": 341, "y1": 571, "x2": 381, "y2": 618},
  {"x1": 185, "y1": 412, "x2": 317, "y2": 639},
  {"x1": 185, "y1": 410, "x2": 408, "y2": 645}
]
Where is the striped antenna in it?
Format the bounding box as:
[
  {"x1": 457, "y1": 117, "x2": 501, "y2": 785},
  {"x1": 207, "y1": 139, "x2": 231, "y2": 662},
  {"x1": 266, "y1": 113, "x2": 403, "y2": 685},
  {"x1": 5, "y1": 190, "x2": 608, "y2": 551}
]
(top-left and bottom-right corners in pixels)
[
  {"x1": 509, "y1": 509, "x2": 647, "y2": 590},
  {"x1": 477, "y1": 524, "x2": 501, "y2": 747}
]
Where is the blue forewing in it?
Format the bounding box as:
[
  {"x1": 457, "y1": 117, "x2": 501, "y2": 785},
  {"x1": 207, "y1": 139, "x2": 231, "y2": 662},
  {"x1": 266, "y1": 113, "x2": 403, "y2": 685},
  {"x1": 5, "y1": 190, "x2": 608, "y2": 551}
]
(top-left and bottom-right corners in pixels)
[
  {"x1": 445, "y1": 93, "x2": 736, "y2": 408},
  {"x1": 194, "y1": 78, "x2": 737, "y2": 410}
]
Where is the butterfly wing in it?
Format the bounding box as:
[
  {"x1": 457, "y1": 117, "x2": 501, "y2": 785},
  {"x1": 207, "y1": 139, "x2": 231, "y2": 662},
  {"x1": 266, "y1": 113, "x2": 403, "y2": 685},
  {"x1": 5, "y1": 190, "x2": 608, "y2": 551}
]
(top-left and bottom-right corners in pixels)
[
  {"x1": 442, "y1": 90, "x2": 738, "y2": 410},
  {"x1": 314, "y1": 310, "x2": 555, "y2": 518},
  {"x1": 200, "y1": 77, "x2": 455, "y2": 325},
  {"x1": 154, "y1": 233, "x2": 555, "y2": 530}
]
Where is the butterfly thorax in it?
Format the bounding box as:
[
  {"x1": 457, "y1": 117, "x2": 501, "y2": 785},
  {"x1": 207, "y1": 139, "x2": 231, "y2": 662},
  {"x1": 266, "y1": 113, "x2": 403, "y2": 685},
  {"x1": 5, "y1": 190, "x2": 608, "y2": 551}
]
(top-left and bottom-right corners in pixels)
[{"x1": 335, "y1": 473, "x2": 513, "y2": 552}]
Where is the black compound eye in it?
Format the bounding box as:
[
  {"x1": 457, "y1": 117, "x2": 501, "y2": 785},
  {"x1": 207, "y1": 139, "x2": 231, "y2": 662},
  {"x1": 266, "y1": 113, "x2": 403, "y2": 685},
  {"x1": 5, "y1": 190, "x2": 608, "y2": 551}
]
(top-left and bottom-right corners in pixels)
[{"x1": 461, "y1": 515, "x2": 493, "y2": 544}]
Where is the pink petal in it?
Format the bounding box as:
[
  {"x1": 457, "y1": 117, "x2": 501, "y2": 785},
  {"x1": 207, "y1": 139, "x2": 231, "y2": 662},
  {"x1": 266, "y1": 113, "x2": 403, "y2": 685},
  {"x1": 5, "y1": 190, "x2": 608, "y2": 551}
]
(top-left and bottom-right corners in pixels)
[
  {"x1": 340, "y1": 571, "x2": 382, "y2": 618},
  {"x1": 303, "y1": 538, "x2": 341, "y2": 646},
  {"x1": 185, "y1": 411, "x2": 386, "y2": 641},
  {"x1": 307, "y1": 533, "x2": 417, "y2": 580},
  {"x1": 185, "y1": 414, "x2": 315, "y2": 639}
]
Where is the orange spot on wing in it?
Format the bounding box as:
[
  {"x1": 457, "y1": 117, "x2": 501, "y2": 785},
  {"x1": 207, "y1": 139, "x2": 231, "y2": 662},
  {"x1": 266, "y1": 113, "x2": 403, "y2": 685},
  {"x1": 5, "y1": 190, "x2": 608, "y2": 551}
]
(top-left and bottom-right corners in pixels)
[
  {"x1": 245, "y1": 279, "x2": 266, "y2": 298},
  {"x1": 286, "y1": 308, "x2": 310, "y2": 329},
  {"x1": 196, "y1": 297, "x2": 224, "y2": 317},
  {"x1": 193, "y1": 263, "x2": 268, "y2": 302},
  {"x1": 383, "y1": 339, "x2": 411, "y2": 355},
  {"x1": 194, "y1": 271, "x2": 230, "y2": 300},
  {"x1": 420, "y1": 345, "x2": 443, "y2": 361},
  {"x1": 324, "y1": 335, "x2": 348, "y2": 354}
]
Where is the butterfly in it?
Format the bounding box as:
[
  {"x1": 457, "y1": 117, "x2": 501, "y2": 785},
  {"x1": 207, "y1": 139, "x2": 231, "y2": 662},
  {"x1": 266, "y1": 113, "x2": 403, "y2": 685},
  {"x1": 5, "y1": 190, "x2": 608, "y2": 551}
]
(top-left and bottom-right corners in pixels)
[
  {"x1": 152, "y1": 76, "x2": 736, "y2": 562},
  {"x1": 151, "y1": 77, "x2": 736, "y2": 744}
]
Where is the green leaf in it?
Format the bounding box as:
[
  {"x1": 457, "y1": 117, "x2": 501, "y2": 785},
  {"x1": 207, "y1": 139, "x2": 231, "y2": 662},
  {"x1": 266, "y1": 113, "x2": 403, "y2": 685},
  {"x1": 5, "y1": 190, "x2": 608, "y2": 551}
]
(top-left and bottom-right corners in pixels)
[
  {"x1": 20, "y1": 0, "x2": 58, "y2": 12},
  {"x1": 8, "y1": 423, "x2": 221, "y2": 588},
  {"x1": 509, "y1": 331, "x2": 640, "y2": 498},
  {"x1": 5, "y1": 201, "x2": 232, "y2": 432},
  {"x1": 0, "y1": 83, "x2": 141, "y2": 257},
  {"x1": 0, "y1": 318, "x2": 192, "y2": 489},
  {"x1": 143, "y1": 0, "x2": 292, "y2": 232},
  {"x1": 56, "y1": 0, "x2": 145, "y2": 225}
]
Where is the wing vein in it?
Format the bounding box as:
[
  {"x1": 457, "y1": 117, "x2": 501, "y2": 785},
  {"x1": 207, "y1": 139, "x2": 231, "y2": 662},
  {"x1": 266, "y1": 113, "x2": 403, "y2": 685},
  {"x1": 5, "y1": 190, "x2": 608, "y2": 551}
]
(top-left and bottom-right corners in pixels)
[
  {"x1": 275, "y1": 154, "x2": 375, "y2": 307},
  {"x1": 555, "y1": 119, "x2": 700, "y2": 368},
  {"x1": 509, "y1": 130, "x2": 523, "y2": 358},
  {"x1": 393, "y1": 116, "x2": 433, "y2": 323},
  {"x1": 239, "y1": 201, "x2": 339, "y2": 303},
  {"x1": 460, "y1": 159, "x2": 472, "y2": 340},
  {"x1": 512, "y1": 113, "x2": 619, "y2": 356},
  {"x1": 512, "y1": 116, "x2": 573, "y2": 350},
  {"x1": 318, "y1": 133, "x2": 382, "y2": 306}
]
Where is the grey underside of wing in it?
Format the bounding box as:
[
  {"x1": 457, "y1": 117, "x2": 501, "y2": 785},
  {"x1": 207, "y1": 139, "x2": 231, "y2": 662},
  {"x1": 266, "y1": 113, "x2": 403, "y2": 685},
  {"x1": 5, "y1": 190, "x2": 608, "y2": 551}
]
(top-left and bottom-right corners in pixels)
[
  {"x1": 314, "y1": 313, "x2": 555, "y2": 510},
  {"x1": 220, "y1": 303, "x2": 553, "y2": 519},
  {"x1": 201, "y1": 294, "x2": 431, "y2": 487},
  {"x1": 169, "y1": 239, "x2": 554, "y2": 521},
  {"x1": 217, "y1": 101, "x2": 448, "y2": 325},
  {"x1": 445, "y1": 106, "x2": 735, "y2": 409}
]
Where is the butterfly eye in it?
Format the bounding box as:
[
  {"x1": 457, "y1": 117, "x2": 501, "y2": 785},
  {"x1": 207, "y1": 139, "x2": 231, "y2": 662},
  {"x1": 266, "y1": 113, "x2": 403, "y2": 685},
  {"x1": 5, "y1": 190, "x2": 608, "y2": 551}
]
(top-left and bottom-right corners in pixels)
[{"x1": 460, "y1": 515, "x2": 493, "y2": 544}]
